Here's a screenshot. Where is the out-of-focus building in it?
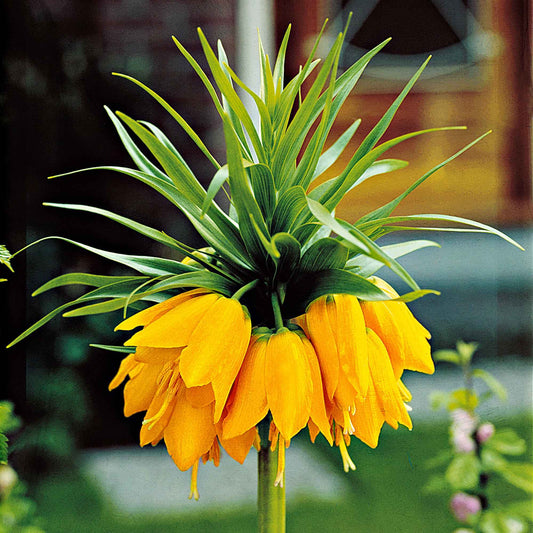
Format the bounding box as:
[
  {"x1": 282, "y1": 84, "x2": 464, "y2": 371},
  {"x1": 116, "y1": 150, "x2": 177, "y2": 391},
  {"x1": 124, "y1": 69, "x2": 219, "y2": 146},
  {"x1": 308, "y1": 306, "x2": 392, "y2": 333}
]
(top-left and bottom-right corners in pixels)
[{"x1": 278, "y1": 0, "x2": 532, "y2": 224}]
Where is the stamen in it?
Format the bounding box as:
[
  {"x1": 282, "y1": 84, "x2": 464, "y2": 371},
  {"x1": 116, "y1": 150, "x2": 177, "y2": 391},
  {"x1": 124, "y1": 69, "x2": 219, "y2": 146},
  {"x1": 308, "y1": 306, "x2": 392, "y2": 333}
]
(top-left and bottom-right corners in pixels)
[
  {"x1": 188, "y1": 461, "x2": 199, "y2": 501},
  {"x1": 274, "y1": 438, "x2": 285, "y2": 488},
  {"x1": 336, "y1": 427, "x2": 356, "y2": 472},
  {"x1": 343, "y1": 410, "x2": 355, "y2": 435}
]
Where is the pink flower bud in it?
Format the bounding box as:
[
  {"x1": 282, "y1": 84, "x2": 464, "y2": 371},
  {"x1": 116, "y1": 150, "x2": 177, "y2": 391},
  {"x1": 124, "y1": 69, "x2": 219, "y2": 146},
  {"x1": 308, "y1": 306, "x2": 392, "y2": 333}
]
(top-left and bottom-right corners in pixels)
[
  {"x1": 450, "y1": 492, "x2": 482, "y2": 523},
  {"x1": 476, "y1": 422, "x2": 495, "y2": 443},
  {"x1": 451, "y1": 409, "x2": 478, "y2": 435},
  {"x1": 452, "y1": 432, "x2": 476, "y2": 453}
]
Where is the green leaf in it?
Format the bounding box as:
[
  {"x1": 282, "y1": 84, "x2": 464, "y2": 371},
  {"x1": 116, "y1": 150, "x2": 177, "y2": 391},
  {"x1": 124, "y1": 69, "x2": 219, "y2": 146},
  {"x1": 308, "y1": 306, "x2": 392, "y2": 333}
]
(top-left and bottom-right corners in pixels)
[
  {"x1": 140, "y1": 120, "x2": 195, "y2": 176},
  {"x1": 111, "y1": 75, "x2": 220, "y2": 168},
  {"x1": 271, "y1": 186, "x2": 308, "y2": 235},
  {"x1": 90, "y1": 344, "x2": 136, "y2": 354},
  {"x1": 300, "y1": 238, "x2": 349, "y2": 273},
  {"x1": 479, "y1": 510, "x2": 521, "y2": 533},
  {"x1": 357, "y1": 214, "x2": 524, "y2": 250},
  {"x1": 449, "y1": 389, "x2": 479, "y2": 411},
  {"x1": 504, "y1": 500, "x2": 533, "y2": 522},
  {"x1": 222, "y1": 114, "x2": 270, "y2": 267},
  {"x1": 201, "y1": 164, "x2": 231, "y2": 216},
  {"x1": 351, "y1": 57, "x2": 431, "y2": 164},
  {"x1": 432, "y1": 349, "x2": 461, "y2": 365},
  {"x1": 306, "y1": 197, "x2": 369, "y2": 253},
  {"x1": 63, "y1": 298, "x2": 145, "y2": 318},
  {"x1": 307, "y1": 198, "x2": 421, "y2": 290},
  {"x1": 197, "y1": 28, "x2": 265, "y2": 162},
  {"x1": 481, "y1": 448, "x2": 508, "y2": 472},
  {"x1": 0, "y1": 434, "x2": 7, "y2": 464},
  {"x1": 50, "y1": 166, "x2": 250, "y2": 271},
  {"x1": 32, "y1": 273, "x2": 148, "y2": 297},
  {"x1": 0, "y1": 245, "x2": 14, "y2": 273},
  {"x1": 318, "y1": 127, "x2": 465, "y2": 210},
  {"x1": 422, "y1": 474, "x2": 449, "y2": 495},
  {"x1": 357, "y1": 131, "x2": 491, "y2": 224},
  {"x1": 271, "y1": 233, "x2": 301, "y2": 283},
  {"x1": 43, "y1": 202, "x2": 192, "y2": 254},
  {"x1": 283, "y1": 268, "x2": 390, "y2": 317},
  {"x1": 104, "y1": 106, "x2": 173, "y2": 183},
  {"x1": 311, "y1": 120, "x2": 361, "y2": 180},
  {"x1": 500, "y1": 462, "x2": 533, "y2": 493},
  {"x1": 472, "y1": 368, "x2": 508, "y2": 401},
  {"x1": 445, "y1": 454, "x2": 481, "y2": 490},
  {"x1": 0, "y1": 402, "x2": 21, "y2": 434},
  {"x1": 345, "y1": 239, "x2": 440, "y2": 277},
  {"x1": 310, "y1": 158, "x2": 408, "y2": 200},
  {"x1": 487, "y1": 429, "x2": 526, "y2": 456},
  {"x1": 273, "y1": 32, "x2": 344, "y2": 189},
  {"x1": 248, "y1": 164, "x2": 276, "y2": 225},
  {"x1": 429, "y1": 390, "x2": 452, "y2": 411},
  {"x1": 14, "y1": 236, "x2": 188, "y2": 277}
]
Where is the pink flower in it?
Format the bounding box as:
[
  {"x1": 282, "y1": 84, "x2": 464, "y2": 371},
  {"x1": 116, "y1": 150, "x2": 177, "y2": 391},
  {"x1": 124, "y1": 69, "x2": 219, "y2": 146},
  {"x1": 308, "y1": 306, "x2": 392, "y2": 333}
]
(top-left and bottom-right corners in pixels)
[
  {"x1": 476, "y1": 422, "x2": 495, "y2": 443},
  {"x1": 452, "y1": 432, "x2": 476, "y2": 453},
  {"x1": 450, "y1": 492, "x2": 482, "y2": 523},
  {"x1": 451, "y1": 409, "x2": 478, "y2": 434}
]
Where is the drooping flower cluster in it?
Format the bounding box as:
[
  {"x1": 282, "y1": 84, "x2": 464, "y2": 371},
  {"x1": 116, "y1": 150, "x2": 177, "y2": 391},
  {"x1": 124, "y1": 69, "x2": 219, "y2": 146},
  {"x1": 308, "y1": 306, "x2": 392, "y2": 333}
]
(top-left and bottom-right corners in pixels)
[
  {"x1": 110, "y1": 276, "x2": 434, "y2": 496},
  {"x1": 8, "y1": 20, "x2": 521, "y2": 508}
]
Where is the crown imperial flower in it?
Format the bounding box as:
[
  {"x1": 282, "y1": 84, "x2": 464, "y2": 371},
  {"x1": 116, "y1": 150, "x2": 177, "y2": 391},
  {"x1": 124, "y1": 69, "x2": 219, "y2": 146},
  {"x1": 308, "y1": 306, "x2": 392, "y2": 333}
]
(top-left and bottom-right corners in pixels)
[{"x1": 7, "y1": 19, "x2": 522, "y2": 525}]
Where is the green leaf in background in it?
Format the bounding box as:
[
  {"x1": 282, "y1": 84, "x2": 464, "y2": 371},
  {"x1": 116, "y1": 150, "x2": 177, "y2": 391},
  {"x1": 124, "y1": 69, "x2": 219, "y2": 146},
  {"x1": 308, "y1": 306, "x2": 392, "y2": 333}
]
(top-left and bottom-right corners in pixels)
[
  {"x1": 448, "y1": 389, "x2": 479, "y2": 411},
  {"x1": 0, "y1": 433, "x2": 7, "y2": 464},
  {"x1": 0, "y1": 245, "x2": 14, "y2": 273},
  {"x1": 480, "y1": 510, "x2": 528, "y2": 533},
  {"x1": 445, "y1": 454, "x2": 481, "y2": 490},
  {"x1": 504, "y1": 500, "x2": 533, "y2": 523},
  {"x1": 487, "y1": 429, "x2": 527, "y2": 456},
  {"x1": 432, "y1": 349, "x2": 462, "y2": 365},
  {"x1": 472, "y1": 368, "x2": 508, "y2": 401},
  {"x1": 0, "y1": 402, "x2": 20, "y2": 436}
]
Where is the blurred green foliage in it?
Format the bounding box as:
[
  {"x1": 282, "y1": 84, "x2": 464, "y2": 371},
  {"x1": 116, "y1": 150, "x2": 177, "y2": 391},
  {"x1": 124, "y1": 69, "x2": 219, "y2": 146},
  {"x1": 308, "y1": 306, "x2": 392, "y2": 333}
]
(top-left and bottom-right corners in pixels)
[{"x1": 427, "y1": 342, "x2": 533, "y2": 532}]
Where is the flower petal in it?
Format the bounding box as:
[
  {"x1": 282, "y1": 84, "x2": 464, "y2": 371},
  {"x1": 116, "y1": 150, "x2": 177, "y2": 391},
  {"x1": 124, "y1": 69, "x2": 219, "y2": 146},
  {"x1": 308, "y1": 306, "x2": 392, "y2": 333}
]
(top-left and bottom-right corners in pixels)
[
  {"x1": 164, "y1": 386, "x2": 217, "y2": 471},
  {"x1": 305, "y1": 297, "x2": 339, "y2": 400},
  {"x1": 367, "y1": 329, "x2": 412, "y2": 430},
  {"x1": 333, "y1": 294, "x2": 370, "y2": 398},
  {"x1": 361, "y1": 300, "x2": 405, "y2": 379},
  {"x1": 109, "y1": 354, "x2": 137, "y2": 390},
  {"x1": 134, "y1": 347, "x2": 181, "y2": 365},
  {"x1": 218, "y1": 426, "x2": 257, "y2": 464},
  {"x1": 265, "y1": 329, "x2": 312, "y2": 440},
  {"x1": 186, "y1": 384, "x2": 215, "y2": 408},
  {"x1": 116, "y1": 289, "x2": 207, "y2": 331},
  {"x1": 123, "y1": 362, "x2": 163, "y2": 416},
  {"x1": 222, "y1": 336, "x2": 268, "y2": 440},
  {"x1": 125, "y1": 292, "x2": 219, "y2": 348},
  {"x1": 179, "y1": 297, "x2": 251, "y2": 423},
  {"x1": 300, "y1": 334, "x2": 333, "y2": 445}
]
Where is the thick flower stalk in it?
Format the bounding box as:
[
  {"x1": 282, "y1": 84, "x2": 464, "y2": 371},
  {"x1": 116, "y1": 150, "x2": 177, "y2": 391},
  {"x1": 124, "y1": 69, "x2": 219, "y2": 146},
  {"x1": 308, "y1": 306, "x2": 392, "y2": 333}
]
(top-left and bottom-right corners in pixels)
[{"x1": 7, "y1": 18, "x2": 523, "y2": 531}]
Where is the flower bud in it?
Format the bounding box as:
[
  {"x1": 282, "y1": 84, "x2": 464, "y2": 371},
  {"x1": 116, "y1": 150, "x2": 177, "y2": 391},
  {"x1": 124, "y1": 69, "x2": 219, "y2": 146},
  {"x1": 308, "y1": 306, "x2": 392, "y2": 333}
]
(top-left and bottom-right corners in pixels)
[
  {"x1": 450, "y1": 492, "x2": 482, "y2": 523},
  {"x1": 0, "y1": 465, "x2": 18, "y2": 498},
  {"x1": 452, "y1": 432, "x2": 476, "y2": 453},
  {"x1": 476, "y1": 422, "x2": 495, "y2": 443},
  {"x1": 451, "y1": 408, "x2": 478, "y2": 435}
]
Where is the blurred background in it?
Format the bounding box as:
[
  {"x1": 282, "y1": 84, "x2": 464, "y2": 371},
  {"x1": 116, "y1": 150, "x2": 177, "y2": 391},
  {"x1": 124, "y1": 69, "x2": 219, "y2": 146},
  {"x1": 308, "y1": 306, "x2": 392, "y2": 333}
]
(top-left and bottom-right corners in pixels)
[{"x1": 1, "y1": 0, "x2": 531, "y2": 531}]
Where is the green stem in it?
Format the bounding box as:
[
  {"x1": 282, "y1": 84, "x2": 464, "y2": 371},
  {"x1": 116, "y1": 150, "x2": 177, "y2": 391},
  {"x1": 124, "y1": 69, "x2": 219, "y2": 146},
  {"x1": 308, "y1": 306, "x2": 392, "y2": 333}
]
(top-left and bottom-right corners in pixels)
[
  {"x1": 270, "y1": 291, "x2": 284, "y2": 330},
  {"x1": 258, "y1": 433, "x2": 286, "y2": 532},
  {"x1": 232, "y1": 279, "x2": 259, "y2": 300}
]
